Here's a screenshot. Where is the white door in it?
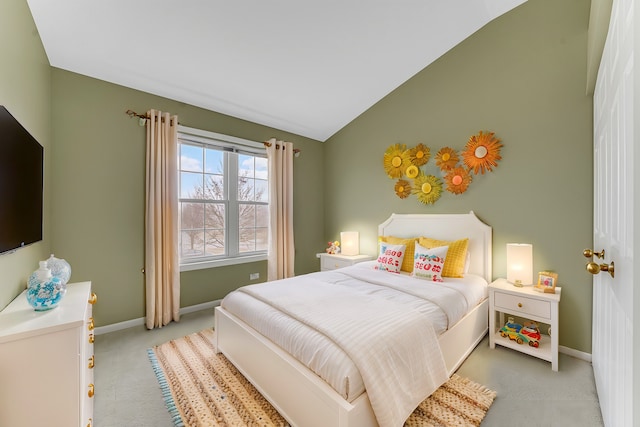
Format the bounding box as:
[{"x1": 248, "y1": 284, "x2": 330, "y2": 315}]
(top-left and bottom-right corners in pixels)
[{"x1": 591, "y1": 0, "x2": 637, "y2": 425}]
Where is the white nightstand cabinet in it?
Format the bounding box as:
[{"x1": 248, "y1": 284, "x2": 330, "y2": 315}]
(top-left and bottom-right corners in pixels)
[
  {"x1": 317, "y1": 253, "x2": 374, "y2": 271},
  {"x1": 0, "y1": 281, "x2": 96, "y2": 427},
  {"x1": 489, "y1": 278, "x2": 561, "y2": 371}
]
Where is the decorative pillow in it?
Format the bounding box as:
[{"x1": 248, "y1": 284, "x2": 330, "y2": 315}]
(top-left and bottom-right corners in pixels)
[
  {"x1": 418, "y1": 237, "x2": 469, "y2": 278},
  {"x1": 374, "y1": 243, "x2": 406, "y2": 274},
  {"x1": 378, "y1": 236, "x2": 419, "y2": 273},
  {"x1": 464, "y1": 251, "x2": 471, "y2": 274},
  {"x1": 412, "y1": 244, "x2": 448, "y2": 282}
]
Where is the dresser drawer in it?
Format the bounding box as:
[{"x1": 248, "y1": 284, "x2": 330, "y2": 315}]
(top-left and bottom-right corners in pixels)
[
  {"x1": 321, "y1": 257, "x2": 352, "y2": 271},
  {"x1": 494, "y1": 291, "x2": 551, "y2": 320}
]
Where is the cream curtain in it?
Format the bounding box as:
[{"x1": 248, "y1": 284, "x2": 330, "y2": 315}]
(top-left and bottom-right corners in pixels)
[
  {"x1": 145, "y1": 110, "x2": 180, "y2": 329},
  {"x1": 266, "y1": 138, "x2": 295, "y2": 280}
]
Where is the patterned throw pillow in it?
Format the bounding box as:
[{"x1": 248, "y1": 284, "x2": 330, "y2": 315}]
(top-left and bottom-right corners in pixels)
[
  {"x1": 378, "y1": 236, "x2": 419, "y2": 273},
  {"x1": 418, "y1": 237, "x2": 469, "y2": 278},
  {"x1": 374, "y1": 243, "x2": 406, "y2": 274},
  {"x1": 412, "y1": 244, "x2": 448, "y2": 282}
]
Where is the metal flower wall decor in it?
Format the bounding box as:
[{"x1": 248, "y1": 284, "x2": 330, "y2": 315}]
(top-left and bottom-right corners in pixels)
[{"x1": 383, "y1": 131, "x2": 503, "y2": 205}]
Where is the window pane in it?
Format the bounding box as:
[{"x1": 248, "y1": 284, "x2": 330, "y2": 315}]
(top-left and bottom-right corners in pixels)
[
  {"x1": 238, "y1": 177, "x2": 255, "y2": 201},
  {"x1": 204, "y1": 174, "x2": 224, "y2": 200},
  {"x1": 255, "y1": 179, "x2": 268, "y2": 203},
  {"x1": 181, "y1": 230, "x2": 204, "y2": 258},
  {"x1": 180, "y1": 202, "x2": 204, "y2": 230},
  {"x1": 256, "y1": 205, "x2": 268, "y2": 228},
  {"x1": 181, "y1": 172, "x2": 203, "y2": 199},
  {"x1": 239, "y1": 227, "x2": 255, "y2": 253},
  {"x1": 205, "y1": 203, "x2": 225, "y2": 229},
  {"x1": 256, "y1": 227, "x2": 268, "y2": 251},
  {"x1": 239, "y1": 204, "x2": 255, "y2": 228},
  {"x1": 180, "y1": 144, "x2": 203, "y2": 172},
  {"x1": 205, "y1": 229, "x2": 225, "y2": 255},
  {"x1": 205, "y1": 148, "x2": 224, "y2": 174},
  {"x1": 238, "y1": 154, "x2": 255, "y2": 178},
  {"x1": 255, "y1": 157, "x2": 268, "y2": 180}
]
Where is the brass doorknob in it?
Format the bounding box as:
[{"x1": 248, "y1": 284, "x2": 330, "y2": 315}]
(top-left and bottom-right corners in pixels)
[
  {"x1": 586, "y1": 261, "x2": 615, "y2": 278},
  {"x1": 584, "y1": 249, "x2": 605, "y2": 259}
]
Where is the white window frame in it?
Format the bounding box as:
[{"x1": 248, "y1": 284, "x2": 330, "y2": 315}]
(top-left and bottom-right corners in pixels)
[{"x1": 178, "y1": 125, "x2": 268, "y2": 272}]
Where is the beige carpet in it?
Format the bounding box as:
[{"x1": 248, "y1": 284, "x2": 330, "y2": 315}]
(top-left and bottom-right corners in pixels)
[{"x1": 148, "y1": 329, "x2": 496, "y2": 427}]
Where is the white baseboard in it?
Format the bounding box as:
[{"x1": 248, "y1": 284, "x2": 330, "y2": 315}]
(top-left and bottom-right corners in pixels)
[
  {"x1": 94, "y1": 299, "x2": 221, "y2": 335},
  {"x1": 560, "y1": 345, "x2": 592, "y2": 363}
]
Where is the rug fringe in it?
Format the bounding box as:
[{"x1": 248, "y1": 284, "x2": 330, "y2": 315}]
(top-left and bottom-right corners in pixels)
[{"x1": 147, "y1": 348, "x2": 185, "y2": 427}]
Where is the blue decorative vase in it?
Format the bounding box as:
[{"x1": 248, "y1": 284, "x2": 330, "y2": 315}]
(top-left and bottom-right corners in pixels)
[
  {"x1": 46, "y1": 253, "x2": 72, "y2": 285},
  {"x1": 26, "y1": 261, "x2": 66, "y2": 311}
]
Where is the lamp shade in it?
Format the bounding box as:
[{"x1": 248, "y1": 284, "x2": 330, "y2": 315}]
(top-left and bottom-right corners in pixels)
[
  {"x1": 506, "y1": 243, "x2": 533, "y2": 285},
  {"x1": 340, "y1": 231, "x2": 359, "y2": 256}
]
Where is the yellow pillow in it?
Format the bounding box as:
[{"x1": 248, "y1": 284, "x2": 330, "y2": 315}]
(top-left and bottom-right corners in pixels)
[
  {"x1": 418, "y1": 237, "x2": 469, "y2": 278},
  {"x1": 379, "y1": 236, "x2": 419, "y2": 273}
]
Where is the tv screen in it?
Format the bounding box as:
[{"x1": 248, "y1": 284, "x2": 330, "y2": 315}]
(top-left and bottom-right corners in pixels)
[{"x1": 0, "y1": 106, "x2": 44, "y2": 255}]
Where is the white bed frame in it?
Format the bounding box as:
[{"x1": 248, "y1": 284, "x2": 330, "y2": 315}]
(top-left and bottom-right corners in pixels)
[{"x1": 214, "y1": 211, "x2": 492, "y2": 427}]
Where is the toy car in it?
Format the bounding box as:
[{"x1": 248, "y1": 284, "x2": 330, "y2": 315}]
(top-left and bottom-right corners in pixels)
[
  {"x1": 520, "y1": 321, "x2": 541, "y2": 348},
  {"x1": 499, "y1": 317, "x2": 526, "y2": 344}
]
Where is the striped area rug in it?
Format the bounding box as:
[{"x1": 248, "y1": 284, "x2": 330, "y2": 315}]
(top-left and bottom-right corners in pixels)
[{"x1": 148, "y1": 329, "x2": 496, "y2": 427}]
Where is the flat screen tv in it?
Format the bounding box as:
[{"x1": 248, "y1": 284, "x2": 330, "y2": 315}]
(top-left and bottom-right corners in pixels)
[{"x1": 0, "y1": 106, "x2": 44, "y2": 255}]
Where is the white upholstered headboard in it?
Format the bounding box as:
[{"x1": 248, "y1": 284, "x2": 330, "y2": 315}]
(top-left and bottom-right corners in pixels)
[{"x1": 378, "y1": 211, "x2": 492, "y2": 282}]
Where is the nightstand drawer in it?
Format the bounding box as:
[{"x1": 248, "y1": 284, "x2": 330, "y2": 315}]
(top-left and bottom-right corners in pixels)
[
  {"x1": 321, "y1": 257, "x2": 352, "y2": 271},
  {"x1": 494, "y1": 291, "x2": 551, "y2": 319}
]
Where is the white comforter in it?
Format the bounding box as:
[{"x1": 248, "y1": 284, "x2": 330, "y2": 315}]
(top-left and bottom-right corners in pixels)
[{"x1": 221, "y1": 263, "x2": 487, "y2": 427}]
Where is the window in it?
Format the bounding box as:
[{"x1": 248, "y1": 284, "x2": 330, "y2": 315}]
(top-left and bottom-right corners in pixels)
[{"x1": 177, "y1": 126, "x2": 268, "y2": 271}]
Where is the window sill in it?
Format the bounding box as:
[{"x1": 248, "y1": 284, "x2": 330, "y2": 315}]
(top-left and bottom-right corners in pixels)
[{"x1": 180, "y1": 253, "x2": 268, "y2": 272}]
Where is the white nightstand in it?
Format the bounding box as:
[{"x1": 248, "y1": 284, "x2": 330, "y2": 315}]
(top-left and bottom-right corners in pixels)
[
  {"x1": 489, "y1": 278, "x2": 561, "y2": 371},
  {"x1": 316, "y1": 253, "x2": 373, "y2": 271}
]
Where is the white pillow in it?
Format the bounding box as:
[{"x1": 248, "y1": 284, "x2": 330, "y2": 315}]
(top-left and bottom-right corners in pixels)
[
  {"x1": 412, "y1": 243, "x2": 448, "y2": 282},
  {"x1": 374, "y1": 243, "x2": 406, "y2": 274}
]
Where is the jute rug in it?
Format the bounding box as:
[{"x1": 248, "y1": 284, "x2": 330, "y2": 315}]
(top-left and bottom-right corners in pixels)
[{"x1": 148, "y1": 329, "x2": 496, "y2": 427}]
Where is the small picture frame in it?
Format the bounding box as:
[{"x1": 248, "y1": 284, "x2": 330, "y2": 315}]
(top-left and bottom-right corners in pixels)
[{"x1": 535, "y1": 271, "x2": 558, "y2": 293}]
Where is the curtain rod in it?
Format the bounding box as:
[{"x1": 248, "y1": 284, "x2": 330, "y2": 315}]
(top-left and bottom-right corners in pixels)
[
  {"x1": 125, "y1": 109, "x2": 180, "y2": 125},
  {"x1": 263, "y1": 140, "x2": 301, "y2": 155},
  {"x1": 127, "y1": 109, "x2": 300, "y2": 155}
]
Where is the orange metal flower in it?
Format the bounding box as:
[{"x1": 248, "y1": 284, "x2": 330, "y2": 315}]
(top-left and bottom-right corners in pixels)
[
  {"x1": 407, "y1": 143, "x2": 430, "y2": 166},
  {"x1": 445, "y1": 167, "x2": 473, "y2": 194},
  {"x1": 435, "y1": 147, "x2": 459, "y2": 171},
  {"x1": 462, "y1": 131, "x2": 502, "y2": 175},
  {"x1": 394, "y1": 179, "x2": 411, "y2": 199}
]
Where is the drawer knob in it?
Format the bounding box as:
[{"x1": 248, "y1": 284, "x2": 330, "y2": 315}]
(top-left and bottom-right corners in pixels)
[
  {"x1": 88, "y1": 383, "x2": 94, "y2": 398},
  {"x1": 518, "y1": 303, "x2": 523, "y2": 308},
  {"x1": 88, "y1": 292, "x2": 98, "y2": 305},
  {"x1": 88, "y1": 355, "x2": 95, "y2": 369}
]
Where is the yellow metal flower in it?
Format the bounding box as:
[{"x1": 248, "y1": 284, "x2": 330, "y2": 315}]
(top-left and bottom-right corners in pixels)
[
  {"x1": 462, "y1": 131, "x2": 502, "y2": 175},
  {"x1": 445, "y1": 167, "x2": 473, "y2": 194},
  {"x1": 407, "y1": 143, "x2": 430, "y2": 166},
  {"x1": 394, "y1": 179, "x2": 411, "y2": 199},
  {"x1": 435, "y1": 147, "x2": 459, "y2": 171},
  {"x1": 412, "y1": 175, "x2": 442, "y2": 204},
  {"x1": 405, "y1": 165, "x2": 419, "y2": 179},
  {"x1": 383, "y1": 144, "x2": 410, "y2": 178}
]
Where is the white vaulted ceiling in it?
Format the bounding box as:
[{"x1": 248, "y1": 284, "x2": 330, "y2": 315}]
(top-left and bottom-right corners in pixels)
[{"x1": 27, "y1": 0, "x2": 526, "y2": 141}]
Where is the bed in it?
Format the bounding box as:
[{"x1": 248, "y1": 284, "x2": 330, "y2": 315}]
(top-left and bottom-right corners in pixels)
[{"x1": 214, "y1": 211, "x2": 492, "y2": 427}]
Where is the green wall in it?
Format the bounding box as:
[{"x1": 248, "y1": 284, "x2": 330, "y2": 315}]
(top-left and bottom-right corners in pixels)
[
  {"x1": 0, "y1": 0, "x2": 52, "y2": 310},
  {"x1": 324, "y1": 0, "x2": 593, "y2": 353},
  {"x1": 50, "y1": 70, "x2": 324, "y2": 326}
]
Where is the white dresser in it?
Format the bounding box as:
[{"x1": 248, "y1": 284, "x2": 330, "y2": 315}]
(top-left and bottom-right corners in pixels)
[{"x1": 0, "y1": 281, "x2": 96, "y2": 427}]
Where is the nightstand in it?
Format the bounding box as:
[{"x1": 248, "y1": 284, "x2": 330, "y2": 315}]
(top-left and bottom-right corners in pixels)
[
  {"x1": 489, "y1": 278, "x2": 561, "y2": 371},
  {"x1": 316, "y1": 253, "x2": 373, "y2": 271}
]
